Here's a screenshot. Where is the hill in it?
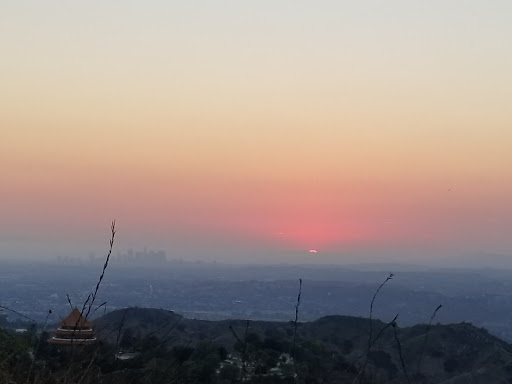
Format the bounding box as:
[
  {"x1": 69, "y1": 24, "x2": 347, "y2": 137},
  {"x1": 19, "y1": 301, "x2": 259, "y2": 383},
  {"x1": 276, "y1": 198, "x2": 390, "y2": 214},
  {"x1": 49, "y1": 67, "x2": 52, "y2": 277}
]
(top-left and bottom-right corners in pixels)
[{"x1": 92, "y1": 307, "x2": 512, "y2": 383}]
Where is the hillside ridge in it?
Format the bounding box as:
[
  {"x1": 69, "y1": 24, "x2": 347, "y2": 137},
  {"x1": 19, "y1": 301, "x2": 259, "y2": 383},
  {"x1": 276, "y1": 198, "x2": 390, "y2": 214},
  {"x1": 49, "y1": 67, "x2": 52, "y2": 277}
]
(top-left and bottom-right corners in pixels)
[{"x1": 90, "y1": 307, "x2": 512, "y2": 383}]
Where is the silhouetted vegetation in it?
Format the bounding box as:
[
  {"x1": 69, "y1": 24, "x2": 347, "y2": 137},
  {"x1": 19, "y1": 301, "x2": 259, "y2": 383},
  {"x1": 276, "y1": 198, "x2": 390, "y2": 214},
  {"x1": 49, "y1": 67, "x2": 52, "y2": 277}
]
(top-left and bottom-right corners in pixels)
[
  {"x1": 8, "y1": 308, "x2": 512, "y2": 383},
  {"x1": 3, "y1": 224, "x2": 512, "y2": 383}
]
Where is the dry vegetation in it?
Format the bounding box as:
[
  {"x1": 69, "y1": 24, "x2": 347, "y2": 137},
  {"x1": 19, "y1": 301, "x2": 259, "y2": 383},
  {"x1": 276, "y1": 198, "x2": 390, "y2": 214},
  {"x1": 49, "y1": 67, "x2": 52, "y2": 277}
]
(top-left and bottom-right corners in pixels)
[{"x1": 2, "y1": 223, "x2": 512, "y2": 383}]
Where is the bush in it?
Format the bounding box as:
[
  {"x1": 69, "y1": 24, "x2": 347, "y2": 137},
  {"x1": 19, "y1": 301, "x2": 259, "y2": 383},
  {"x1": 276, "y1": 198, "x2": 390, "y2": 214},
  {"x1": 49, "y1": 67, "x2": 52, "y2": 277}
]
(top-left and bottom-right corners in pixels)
[{"x1": 444, "y1": 358, "x2": 459, "y2": 373}]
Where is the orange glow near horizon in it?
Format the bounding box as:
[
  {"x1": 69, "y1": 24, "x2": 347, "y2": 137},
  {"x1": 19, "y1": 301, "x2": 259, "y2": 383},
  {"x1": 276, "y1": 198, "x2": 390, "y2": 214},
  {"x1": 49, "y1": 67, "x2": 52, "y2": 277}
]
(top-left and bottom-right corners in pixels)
[{"x1": 1, "y1": 2, "x2": 512, "y2": 262}]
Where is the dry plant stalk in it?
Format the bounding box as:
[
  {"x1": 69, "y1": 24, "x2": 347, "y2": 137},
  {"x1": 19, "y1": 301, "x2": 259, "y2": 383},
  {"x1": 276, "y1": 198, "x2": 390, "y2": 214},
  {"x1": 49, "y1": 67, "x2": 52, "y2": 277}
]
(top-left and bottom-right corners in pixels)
[
  {"x1": 354, "y1": 272, "x2": 394, "y2": 384},
  {"x1": 292, "y1": 278, "x2": 302, "y2": 382},
  {"x1": 392, "y1": 321, "x2": 411, "y2": 384},
  {"x1": 63, "y1": 220, "x2": 116, "y2": 384},
  {"x1": 416, "y1": 304, "x2": 442, "y2": 375}
]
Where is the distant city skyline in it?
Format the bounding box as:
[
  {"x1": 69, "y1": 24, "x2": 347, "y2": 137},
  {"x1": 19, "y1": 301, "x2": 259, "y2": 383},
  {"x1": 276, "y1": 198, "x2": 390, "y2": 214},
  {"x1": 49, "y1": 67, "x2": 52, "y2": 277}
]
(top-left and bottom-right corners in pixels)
[{"x1": 1, "y1": 1, "x2": 511, "y2": 265}]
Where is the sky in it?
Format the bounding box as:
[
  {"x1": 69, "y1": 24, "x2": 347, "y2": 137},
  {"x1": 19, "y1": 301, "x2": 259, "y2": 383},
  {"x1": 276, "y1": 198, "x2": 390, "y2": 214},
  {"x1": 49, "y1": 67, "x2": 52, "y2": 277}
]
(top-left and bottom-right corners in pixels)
[{"x1": 1, "y1": 1, "x2": 511, "y2": 265}]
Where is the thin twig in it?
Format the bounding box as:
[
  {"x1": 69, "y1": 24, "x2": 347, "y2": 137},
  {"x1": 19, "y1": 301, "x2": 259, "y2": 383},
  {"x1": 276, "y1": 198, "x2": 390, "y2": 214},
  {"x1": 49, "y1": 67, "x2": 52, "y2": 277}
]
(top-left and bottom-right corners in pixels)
[
  {"x1": 416, "y1": 304, "x2": 442, "y2": 375},
  {"x1": 85, "y1": 220, "x2": 116, "y2": 319},
  {"x1": 392, "y1": 322, "x2": 411, "y2": 384},
  {"x1": 0, "y1": 305, "x2": 36, "y2": 323},
  {"x1": 354, "y1": 272, "x2": 394, "y2": 384},
  {"x1": 352, "y1": 313, "x2": 400, "y2": 366},
  {"x1": 71, "y1": 221, "x2": 116, "y2": 344},
  {"x1": 91, "y1": 301, "x2": 108, "y2": 317},
  {"x1": 66, "y1": 294, "x2": 74, "y2": 312},
  {"x1": 292, "y1": 278, "x2": 302, "y2": 382},
  {"x1": 292, "y1": 278, "x2": 303, "y2": 352},
  {"x1": 368, "y1": 273, "x2": 394, "y2": 345},
  {"x1": 229, "y1": 325, "x2": 243, "y2": 345},
  {"x1": 147, "y1": 317, "x2": 183, "y2": 350},
  {"x1": 63, "y1": 221, "x2": 116, "y2": 384}
]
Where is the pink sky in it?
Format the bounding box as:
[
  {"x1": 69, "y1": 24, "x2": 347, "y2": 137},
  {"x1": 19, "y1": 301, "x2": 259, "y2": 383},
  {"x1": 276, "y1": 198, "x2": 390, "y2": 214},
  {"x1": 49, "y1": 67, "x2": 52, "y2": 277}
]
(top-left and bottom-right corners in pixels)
[{"x1": 1, "y1": 1, "x2": 511, "y2": 264}]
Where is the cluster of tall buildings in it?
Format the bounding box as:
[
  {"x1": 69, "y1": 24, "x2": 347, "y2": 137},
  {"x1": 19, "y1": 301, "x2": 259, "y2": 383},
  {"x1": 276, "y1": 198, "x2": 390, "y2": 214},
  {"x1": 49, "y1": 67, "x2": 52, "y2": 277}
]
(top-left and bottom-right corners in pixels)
[{"x1": 114, "y1": 248, "x2": 167, "y2": 264}]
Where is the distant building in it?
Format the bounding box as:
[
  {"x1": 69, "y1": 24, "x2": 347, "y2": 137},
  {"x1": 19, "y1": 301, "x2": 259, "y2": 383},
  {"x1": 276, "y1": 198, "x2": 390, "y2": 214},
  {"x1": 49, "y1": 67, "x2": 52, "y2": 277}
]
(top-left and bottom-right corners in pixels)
[
  {"x1": 115, "y1": 248, "x2": 167, "y2": 264},
  {"x1": 49, "y1": 308, "x2": 96, "y2": 345}
]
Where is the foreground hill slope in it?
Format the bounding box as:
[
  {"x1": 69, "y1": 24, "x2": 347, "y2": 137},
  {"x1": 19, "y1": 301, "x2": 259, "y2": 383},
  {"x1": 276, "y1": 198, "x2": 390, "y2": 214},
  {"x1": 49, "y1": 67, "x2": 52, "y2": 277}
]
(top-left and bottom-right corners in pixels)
[{"x1": 94, "y1": 307, "x2": 512, "y2": 383}]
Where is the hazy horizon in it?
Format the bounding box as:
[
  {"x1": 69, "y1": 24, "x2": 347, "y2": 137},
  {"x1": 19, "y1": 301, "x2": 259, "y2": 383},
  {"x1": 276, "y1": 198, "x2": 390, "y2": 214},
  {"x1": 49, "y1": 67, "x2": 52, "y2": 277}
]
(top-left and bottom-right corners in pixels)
[
  {"x1": 2, "y1": 1, "x2": 511, "y2": 266},
  {"x1": 1, "y1": 245, "x2": 511, "y2": 271}
]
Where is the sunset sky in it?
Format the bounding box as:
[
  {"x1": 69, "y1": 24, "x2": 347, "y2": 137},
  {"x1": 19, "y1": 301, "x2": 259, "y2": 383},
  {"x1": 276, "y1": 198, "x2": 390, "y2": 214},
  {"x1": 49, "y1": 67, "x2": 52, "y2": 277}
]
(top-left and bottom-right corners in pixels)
[{"x1": 1, "y1": 1, "x2": 511, "y2": 264}]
